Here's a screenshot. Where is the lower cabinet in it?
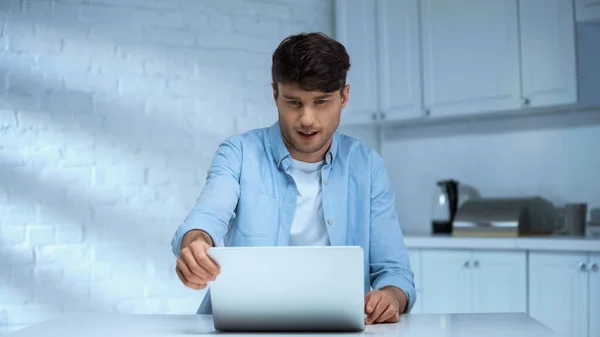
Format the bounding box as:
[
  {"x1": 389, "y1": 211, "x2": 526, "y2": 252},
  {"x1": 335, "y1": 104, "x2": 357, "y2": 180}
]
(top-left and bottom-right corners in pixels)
[
  {"x1": 528, "y1": 251, "x2": 599, "y2": 337},
  {"x1": 408, "y1": 247, "x2": 599, "y2": 337},
  {"x1": 418, "y1": 249, "x2": 527, "y2": 314}
]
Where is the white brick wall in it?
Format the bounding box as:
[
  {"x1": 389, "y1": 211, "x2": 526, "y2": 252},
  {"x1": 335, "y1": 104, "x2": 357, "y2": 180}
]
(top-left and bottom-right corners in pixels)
[{"x1": 0, "y1": 0, "x2": 333, "y2": 333}]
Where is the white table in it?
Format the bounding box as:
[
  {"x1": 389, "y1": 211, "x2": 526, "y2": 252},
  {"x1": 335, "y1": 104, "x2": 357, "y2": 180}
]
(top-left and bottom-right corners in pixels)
[{"x1": 4, "y1": 312, "x2": 558, "y2": 337}]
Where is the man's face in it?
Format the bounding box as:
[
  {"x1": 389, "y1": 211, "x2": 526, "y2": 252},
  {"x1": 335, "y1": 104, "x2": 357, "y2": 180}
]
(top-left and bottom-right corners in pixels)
[{"x1": 273, "y1": 82, "x2": 349, "y2": 163}]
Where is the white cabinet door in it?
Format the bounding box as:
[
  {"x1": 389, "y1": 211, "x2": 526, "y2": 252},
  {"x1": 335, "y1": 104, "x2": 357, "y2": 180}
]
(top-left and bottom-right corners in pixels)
[
  {"x1": 589, "y1": 253, "x2": 600, "y2": 337},
  {"x1": 334, "y1": 0, "x2": 378, "y2": 126},
  {"x1": 421, "y1": 249, "x2": 472, "y2": 313},
  {"x1": 420, "y1": 249, "x2": 528, "y2": 314},
  {"x1": 376, "y1": 0, "x2": 423, "y2": 122},
  {"x1": 420, "y1": 0, "x2": 521, "y2": 117},
  {"x1": 519, "y1": 0, "x2": 577, "y2": 108},
  {"x1": 470, "y1": 251, "x2": 527, "y2": 313},
  {"x1": 529, "y1": 252, "x2": 589, "y2": 337}
]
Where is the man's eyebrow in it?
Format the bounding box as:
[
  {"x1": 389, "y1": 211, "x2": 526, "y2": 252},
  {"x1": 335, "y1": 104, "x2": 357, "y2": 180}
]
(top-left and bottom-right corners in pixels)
[
  {"x1": 282, "y1": 94, "x2": 299, "y2": 100},
  {"x1": 314, "y1": 93, "x2": 332, "y2": 99}
]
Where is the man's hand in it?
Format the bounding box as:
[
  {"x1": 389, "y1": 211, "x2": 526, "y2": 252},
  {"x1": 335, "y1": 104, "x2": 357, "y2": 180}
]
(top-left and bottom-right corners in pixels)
[
  {"x1": 175, "y1": 230, "x2": 220, "y2": 290},
  {"x1": 364, "y1": 287, "x2": 408, "y2": 325}
]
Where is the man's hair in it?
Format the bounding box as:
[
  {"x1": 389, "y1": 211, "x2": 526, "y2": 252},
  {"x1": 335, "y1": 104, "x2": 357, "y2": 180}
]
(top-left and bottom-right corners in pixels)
[{"x1": 271, "y1": 32, "x2": 351, "y2": 95}]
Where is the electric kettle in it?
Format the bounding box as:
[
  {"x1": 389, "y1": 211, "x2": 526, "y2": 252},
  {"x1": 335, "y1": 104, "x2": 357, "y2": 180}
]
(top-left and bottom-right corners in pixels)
[{"x1": 431, "y1": 179, "x2": 459, "y2": 234}]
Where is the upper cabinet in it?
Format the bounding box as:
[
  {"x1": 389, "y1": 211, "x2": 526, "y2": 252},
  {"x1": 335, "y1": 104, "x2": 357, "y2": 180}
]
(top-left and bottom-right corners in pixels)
[
  {"x1": 376, "y1": 0, "x2": 423, "y2": 122},
  {"x1": 335, "y1": 0, "x2": 600, "y2": 127},
  {"x1": 575, "y1": 0, "x2": 600, "y2": 22},
  {"x1": 519, "y1": 0, "x2": 578, "y2": 108},
  {"x1": 334, "y1": 0, "x2": 379, "y2": 126},
  {"x1": 420, "y1": 0, "x2": 522, "y2": 117}
]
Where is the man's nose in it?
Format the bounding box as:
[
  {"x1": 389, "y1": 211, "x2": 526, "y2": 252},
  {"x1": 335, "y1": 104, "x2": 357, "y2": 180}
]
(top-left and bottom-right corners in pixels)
[{"x1": 299, "y1": 108, "x2": 316, "y2": 126}]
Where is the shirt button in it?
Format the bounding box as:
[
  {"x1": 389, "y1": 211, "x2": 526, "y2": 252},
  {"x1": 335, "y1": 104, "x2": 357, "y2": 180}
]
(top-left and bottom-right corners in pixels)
[
  {"x1": 324, "y1": 180, "x2": 328, "y2": 185},
  {"x1": 327, "y1": 153, "x2": 331, "y2": 160},
  {"x1": 275, "y1": 158, "x2": 279, "y2": 163},
  {"x1": 328, "y1": 219, "x2": 333, "y2": 225}
]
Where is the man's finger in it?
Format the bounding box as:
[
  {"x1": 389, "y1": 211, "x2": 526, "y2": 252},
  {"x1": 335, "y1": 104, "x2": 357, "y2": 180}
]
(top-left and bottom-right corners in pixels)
[
  {"x1": 375, "y1": 303, "x2": 397, "y2": 323},
  {"x1": 191, "y1": 245, "x2": 220, "y2": 277},
  {"x1": 364, "y1": 291, "x2": 382, "y2": 314},
  {"x1": 176, "y1": 256, "x2": 206, "y2": 284},
  {"x1": 175, "y1": 265, "x2": 206, "y2": 290},
  {"x1": 181, "y1": 248, "x2": 212, "y2": 282},
  {"x1": 367, "y1": 297, "x2": 389, "y2": 324}
]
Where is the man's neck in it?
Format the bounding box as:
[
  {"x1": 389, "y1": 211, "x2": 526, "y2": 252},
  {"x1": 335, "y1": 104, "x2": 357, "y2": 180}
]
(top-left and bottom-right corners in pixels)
[{"x1": 290, "y1": 151, "x2": 326, "y2": 163}]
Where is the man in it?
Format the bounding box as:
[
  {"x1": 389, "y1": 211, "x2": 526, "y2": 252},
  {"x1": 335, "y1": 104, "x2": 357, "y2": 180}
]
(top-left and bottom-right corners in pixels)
[{"x1": 170, "y1": 32, "x2": 416, "y2": 325}]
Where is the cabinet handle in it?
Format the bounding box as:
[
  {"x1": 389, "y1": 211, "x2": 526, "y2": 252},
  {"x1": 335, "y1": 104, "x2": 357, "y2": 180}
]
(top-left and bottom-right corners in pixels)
[
  {"x1": 521, "y1": 97, "x2": 530, "y2": 106},
  {"x1": 372, "y1": 113, "x2": 378, "y2": 120},
  {"x1": 379, "y1": 113, "x2": 386, "y2": 120},
  {"x1": 473, "y1": 260, "x2": 479, "y2": 268},
  {"x1": 424, "y1": 109, "x2": 431, "y2": 116},
  {"x1": 578, "y1": 261, "x2": 587, "y2": 271},
  {"x1": 464, "y1": 261, "x2": 470, "y2": 268},
  {"x1": 591, "y1": 263, "x2": 598, "y2": 273}
]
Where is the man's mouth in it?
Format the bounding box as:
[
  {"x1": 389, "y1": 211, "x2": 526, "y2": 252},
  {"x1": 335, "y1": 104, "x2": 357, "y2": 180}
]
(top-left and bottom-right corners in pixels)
[{"x1": 297, "y1": 130, "x2": 318, "y2": 138}]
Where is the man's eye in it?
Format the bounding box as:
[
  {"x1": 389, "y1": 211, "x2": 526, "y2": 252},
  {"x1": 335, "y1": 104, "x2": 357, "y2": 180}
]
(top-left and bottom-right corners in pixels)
[
  {"x1": 315, "y1": 100, "x2": 327, "y2": 105},
  {"x1": 288, "y1": 101, "x2": 301, "y2": 107}
]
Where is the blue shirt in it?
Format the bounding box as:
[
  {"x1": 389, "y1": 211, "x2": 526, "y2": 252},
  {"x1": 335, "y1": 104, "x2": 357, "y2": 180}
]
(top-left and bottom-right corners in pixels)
[{"x1": 171, "y1": 122, "x2": 416, "y2": 315}]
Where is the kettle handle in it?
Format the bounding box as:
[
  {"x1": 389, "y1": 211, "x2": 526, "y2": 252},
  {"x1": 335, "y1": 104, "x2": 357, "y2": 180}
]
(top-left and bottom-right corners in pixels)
[{"x1": 446, "y1": 181, "x2": 459, "y2": 222}]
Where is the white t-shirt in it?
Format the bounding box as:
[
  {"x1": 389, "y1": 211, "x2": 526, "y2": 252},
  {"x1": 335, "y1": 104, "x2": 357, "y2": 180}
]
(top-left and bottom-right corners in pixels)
[{"x1": 287, "y1": 158, "x2": 330, "y2": 246}]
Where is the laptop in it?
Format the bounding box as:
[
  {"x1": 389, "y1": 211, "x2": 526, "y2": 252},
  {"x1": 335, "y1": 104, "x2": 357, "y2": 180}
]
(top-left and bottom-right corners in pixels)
[{"x1": 206, "y1": 246, "x2": 366, "y2": 332}]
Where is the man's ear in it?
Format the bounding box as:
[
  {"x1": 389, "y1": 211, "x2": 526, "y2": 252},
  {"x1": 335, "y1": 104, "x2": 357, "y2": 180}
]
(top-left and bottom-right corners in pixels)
[{"x1": 341, "y1": 84, "x2": 350, "y2": 108}]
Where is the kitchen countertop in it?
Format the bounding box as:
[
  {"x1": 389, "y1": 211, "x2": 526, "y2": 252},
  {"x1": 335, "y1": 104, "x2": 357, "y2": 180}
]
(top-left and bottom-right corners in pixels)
[
  {"x1": 4, "y1": 312, "x2": 557, "y2": 337},
  {"x1": 403, "y1": 233, "x2": 600, "y2": 252}
]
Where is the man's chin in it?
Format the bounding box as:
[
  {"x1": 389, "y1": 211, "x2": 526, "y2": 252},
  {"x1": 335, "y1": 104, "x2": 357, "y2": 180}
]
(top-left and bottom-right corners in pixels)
[
  {"x1": 294, "y1": 143, "x2": 326, "y2": 155},
  {"x1": 292, "y1": 136, "x2": 318, "y2": 147}
]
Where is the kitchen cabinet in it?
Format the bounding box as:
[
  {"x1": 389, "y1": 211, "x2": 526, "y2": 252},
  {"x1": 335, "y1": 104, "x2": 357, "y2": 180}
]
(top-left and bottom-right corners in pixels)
[
  {"x1": 419, "y1": 249, "x2": 527, "y2": 314},
  {"x1": 586, "y1": 253, "x2": 600, "y2": 337},
  {"x1": 518, "y1": 0, "x2": 578, "y2": 108},
  {"x1": 375, "y1": 0, "x2": 423, "y2": 122},
  {"x1": 576, "y1": 0, "x2": 600, "y2": 22},
  {"x1": 334, "y1": 0, "x2": 600, "y2": 127},
  {"x1": 528, "y1": 251, "x2": 599, "y2": 337},
  {"x1": 420, "y1": 0, "x2": 522, "y2": 117},
  {"x1": 335, "y1": 0, "x2": 423, "y2": 125},
  {"x1": 334, "y1": 0, "x2": 378, "y2": 126},
  {"x1": 421, "y1": 249, "x2": 472, "y2": 313},
  {"x1": 590, "y1": 253, "x2": 599, "y2": 337}
]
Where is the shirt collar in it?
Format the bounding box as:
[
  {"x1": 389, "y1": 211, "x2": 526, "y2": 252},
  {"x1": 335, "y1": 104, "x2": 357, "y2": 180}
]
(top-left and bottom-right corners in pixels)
[{"x1": 268, "y1": 122, "x2": 339, "y2": 169}]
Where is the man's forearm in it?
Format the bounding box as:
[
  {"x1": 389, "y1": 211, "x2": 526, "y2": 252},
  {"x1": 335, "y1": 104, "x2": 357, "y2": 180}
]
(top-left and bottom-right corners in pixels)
[
  {"x1": 381, "y1": 286, "x2": 408, "y2": 313},
  {"x1": 181, "y1": 230, "x2": 214, "y2": 251}
]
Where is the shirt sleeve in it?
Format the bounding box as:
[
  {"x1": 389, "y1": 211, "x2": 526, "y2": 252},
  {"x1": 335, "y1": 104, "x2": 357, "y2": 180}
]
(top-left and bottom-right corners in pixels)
[
  {"x1": 368, "y1": 150, "x2": 417, "y2": 313},
  {"x1": 170, "y1": 136, "x2": 243, "y2": 257}
]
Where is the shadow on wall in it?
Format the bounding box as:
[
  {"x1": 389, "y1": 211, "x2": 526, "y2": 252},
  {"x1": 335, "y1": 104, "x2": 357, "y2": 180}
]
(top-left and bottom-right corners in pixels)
[
  {"x1": 0, "y1": 60, "x2": 215, "y2": 265},
  {"x1": 0, "y1": 18, "x2": 248, "y2": 266},
  {"x1": 0, "y1": 59, "x2": 229, "y2": 169},
  {"x1": 0, "y1": 12, "x2": 253, "y2": 321},
  {"x1": 0, "y1": 160, "x2": 183, "y2": 263},
  {"x1": 1, "y1": 3, "x2": 280, "y2": 135},
  {"x1": 0, "y1": 241, "x2": 115, "y2": 317}
]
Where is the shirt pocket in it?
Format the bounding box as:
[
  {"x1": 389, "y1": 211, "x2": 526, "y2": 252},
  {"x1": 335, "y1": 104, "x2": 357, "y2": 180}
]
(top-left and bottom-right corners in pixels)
[{"x1": 235, "y1": 190, "x2": 276, "y2": 237}]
